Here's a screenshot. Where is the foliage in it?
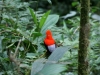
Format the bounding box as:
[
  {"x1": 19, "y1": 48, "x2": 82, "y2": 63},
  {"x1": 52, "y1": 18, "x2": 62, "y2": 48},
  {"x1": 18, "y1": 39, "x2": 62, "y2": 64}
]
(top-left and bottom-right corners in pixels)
[
  {"x1": 0, "y1": 0, "x2": 59, "y2": 74},
  {"x1": 31, "y1": 46, "x2": 71, "y2": 75},
  {"x1": 0, "y1": 0, "x2": 100, "y2": 75}
]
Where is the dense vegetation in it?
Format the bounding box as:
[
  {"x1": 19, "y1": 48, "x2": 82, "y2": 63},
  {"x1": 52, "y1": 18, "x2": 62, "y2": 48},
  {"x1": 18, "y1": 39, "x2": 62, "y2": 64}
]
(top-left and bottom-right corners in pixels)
[{"x1": 0, "y1": 0, "x2": 100, "y2": 75}]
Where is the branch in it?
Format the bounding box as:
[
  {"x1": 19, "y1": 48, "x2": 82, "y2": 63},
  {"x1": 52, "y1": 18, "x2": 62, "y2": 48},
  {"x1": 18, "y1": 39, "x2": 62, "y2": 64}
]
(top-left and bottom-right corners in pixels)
[
  {"x1": 14, "y1": 39, "x2": 21, "y2": 58},
  {"x1": 7, "y1": 38, "x2": 23, "y2": 75}
]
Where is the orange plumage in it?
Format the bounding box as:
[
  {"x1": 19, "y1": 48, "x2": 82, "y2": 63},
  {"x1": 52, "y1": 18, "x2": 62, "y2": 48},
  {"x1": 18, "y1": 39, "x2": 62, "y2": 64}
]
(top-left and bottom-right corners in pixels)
[
  {"x1": 44, "y1": 30, "x2": 55, "y2": 46},
  {"x1": 44, "y1": 30, "x2": 56, "y2": 53}
]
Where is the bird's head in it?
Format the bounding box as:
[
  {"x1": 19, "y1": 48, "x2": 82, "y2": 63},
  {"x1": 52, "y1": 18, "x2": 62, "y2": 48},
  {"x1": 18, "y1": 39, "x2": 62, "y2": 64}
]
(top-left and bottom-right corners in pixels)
[
  {"x1": 44, "y1": 30, "x2": 55, "y2": 46},
  {"x1": 46, "y1": 30, "x2": 53, "y2": 39}
]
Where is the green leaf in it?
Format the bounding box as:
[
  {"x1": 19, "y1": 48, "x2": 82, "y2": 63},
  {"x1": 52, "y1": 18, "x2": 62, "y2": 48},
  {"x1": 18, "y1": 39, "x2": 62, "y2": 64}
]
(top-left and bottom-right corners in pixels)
[
  {"x1": 41, "y1": 14, "x2": 59, "y2": 34},
  {"x1": 31, "y1": 46, "x2": 70, "y2": 75},
  {"x1": 20, "y1": 64, "x2": 30, "y2": 69},
  {"x1": 31, "y1": 32, "x2": 42, "y2": 40},
  {"x1": 39, "y1": 10, "x2": 51, "y2": 29},
  {"x1": 47, "y1": 0, "x2": 52, "y2": 4},
  {"x1": 72, "y1": 2, "x2": 79, "y2": 6},
  {"x1": 31, "y1": 58, "x2": 46, "y2": 75},
  {"x1": 44, "y1": 46, "x2": 71, "y2": 66},
  {"x1": 26, "y1": 53, "x2": 36, "y2": 59},
  {"x1": 36, "y1": 64, "x2": 66, "y2": 75},
  {"x1": 16, "y1": 29, "x2": 30, "y2": 40},
  {"x1": 32, "y1": 32, "x2": 42, "y2": 36},
  {"x1": 29, "y1": 8, "x2": 38, "y2": 26},
  {"x1": 0, "y1": 36, "x2": 4, "y2": 52},
  {"x1": 95, "y1": 57, "x2": 100, "y2": 64},
  {"x1": 63, "y1": 20, "x2": 68, "y2": 31}
]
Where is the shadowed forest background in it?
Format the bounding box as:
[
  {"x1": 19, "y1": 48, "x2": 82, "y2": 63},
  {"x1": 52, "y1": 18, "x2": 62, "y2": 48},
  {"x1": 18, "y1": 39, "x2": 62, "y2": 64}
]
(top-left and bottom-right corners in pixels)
[{"x1": 0, "y1": 0, "x2": 100, "y2": 75}]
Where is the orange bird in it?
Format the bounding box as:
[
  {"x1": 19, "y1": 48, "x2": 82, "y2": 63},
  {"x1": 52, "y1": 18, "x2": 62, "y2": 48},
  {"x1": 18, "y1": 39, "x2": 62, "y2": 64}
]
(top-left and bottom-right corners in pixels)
[{"x1": 44, "y1": 30, "x2": 56, "y2": 54}]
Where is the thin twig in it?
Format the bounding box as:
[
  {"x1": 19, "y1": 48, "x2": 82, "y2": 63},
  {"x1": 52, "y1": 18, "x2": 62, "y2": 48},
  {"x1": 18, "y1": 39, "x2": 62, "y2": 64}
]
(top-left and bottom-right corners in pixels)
[
  {"x1": 73, "y1": 26, "x2": 80, "y2": 34},
  {"x1": 14, "y1": 39, "x2": 21, "y2": 58},
  {"x1": 7, "y1": 37, "x2": 24, "y2": 75}
]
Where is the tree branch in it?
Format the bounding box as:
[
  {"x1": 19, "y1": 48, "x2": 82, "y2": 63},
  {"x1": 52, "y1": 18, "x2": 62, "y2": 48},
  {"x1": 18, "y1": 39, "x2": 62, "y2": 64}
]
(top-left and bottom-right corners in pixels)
[{"x1": 7, "y1": 38, "x2": 22, "y2": 75}]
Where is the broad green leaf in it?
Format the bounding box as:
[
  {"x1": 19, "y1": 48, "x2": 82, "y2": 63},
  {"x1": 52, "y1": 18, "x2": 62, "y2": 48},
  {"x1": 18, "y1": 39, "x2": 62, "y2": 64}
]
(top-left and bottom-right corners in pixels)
[
  {"x1": 39, "y1": 10, "x2": 51, "y2": 29},
  {"x1": 44, "y1": 46, "x2": 71, "y2": 66},
  {"x1": 31, "y1": 46, "x2": 70, "y2": 75},
  {"x1": 31, "y1": 32, "x2": 42, "y2": 40},
  {"x1": 37, "y1": 46, "x2": 70, "y2": 75},
  {"x1": 26, "y1": 53, "x2": 36, "y2": 59},
  {"x1": 31, "y1": 58, "x2": 46, "y2": 75},
  {"x1": 47, "y1": 0, "x2": 52, "y2": 4},
  {"x1": 20, "y1": 64, "x2": 30, "y2": 69},
  {"x1": 32, "y1": 32, "x2": 42, "y2": 36},
  {"x1": 36, "y1": 64, "x2": 66, "y2": 75},
  {"x1": 48, "y1": 46, "x2": 71, "y2": 61},
  {"x1": 72, "y1": 2, "x2": 79, "y2": 6},
  {"x1": 41, "y1": 15, "x2": 59, "y2": 34},
  {"x1": 29, "y1": 8, "x2": 38, "y2": 26}
]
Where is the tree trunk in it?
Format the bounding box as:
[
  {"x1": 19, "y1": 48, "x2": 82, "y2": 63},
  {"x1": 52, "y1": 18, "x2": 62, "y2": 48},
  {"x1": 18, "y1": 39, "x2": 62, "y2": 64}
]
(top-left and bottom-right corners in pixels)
[{"x1": 78, "y1": 0, "x2": 90, "y2": 75}]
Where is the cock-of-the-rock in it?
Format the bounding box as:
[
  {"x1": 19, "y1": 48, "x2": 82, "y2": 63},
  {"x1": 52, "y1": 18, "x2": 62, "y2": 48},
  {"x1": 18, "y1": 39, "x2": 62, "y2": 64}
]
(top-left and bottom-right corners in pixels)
[{"x1": 44, "y1": 30, "x2": 57, "y2": 56}]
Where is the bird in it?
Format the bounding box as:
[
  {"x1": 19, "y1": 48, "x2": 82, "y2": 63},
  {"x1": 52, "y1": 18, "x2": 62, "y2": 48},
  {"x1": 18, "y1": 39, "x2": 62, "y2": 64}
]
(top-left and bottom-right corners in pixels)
[{"x1": 44, "y1": 30, "x2": 56, "y2": 57}]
